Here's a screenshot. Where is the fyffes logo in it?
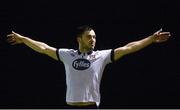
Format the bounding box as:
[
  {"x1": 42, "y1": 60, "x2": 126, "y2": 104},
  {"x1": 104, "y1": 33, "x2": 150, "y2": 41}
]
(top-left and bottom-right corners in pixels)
[{"x1": 72, "y1": 59, "x2": 91, "y2": 70}]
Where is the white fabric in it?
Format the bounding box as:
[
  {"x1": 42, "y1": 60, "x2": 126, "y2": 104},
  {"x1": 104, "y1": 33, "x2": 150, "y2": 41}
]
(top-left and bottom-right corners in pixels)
[{"x1": 57, "y1": 48, "x2": 112, "y2": 106}]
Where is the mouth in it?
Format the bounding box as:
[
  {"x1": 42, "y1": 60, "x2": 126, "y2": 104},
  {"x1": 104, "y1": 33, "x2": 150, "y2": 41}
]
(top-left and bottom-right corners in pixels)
[
  {"x1": 90, "y1": 43, "x2": 95, "y2": 47},
  {"x1": 89, "y1": 41, "x2": 95, "y2": 47}
]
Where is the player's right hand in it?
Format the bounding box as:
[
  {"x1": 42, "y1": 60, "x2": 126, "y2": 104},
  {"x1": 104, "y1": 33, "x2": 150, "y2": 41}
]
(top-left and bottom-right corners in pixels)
[{"x1": 7, "y1": 31, "x2": 24, "y2": 45}]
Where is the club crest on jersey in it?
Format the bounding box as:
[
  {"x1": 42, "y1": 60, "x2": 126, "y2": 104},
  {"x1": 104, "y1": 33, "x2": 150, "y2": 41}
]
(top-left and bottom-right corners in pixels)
[{"x1": 72, "y1": 59, "x2": 91, "y2": 70}]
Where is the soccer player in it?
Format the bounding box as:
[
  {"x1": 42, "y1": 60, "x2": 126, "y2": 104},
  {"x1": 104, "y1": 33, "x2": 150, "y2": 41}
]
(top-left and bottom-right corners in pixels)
[{"x1": 7, "y1": 26, "x2": 171, "y2": 109}]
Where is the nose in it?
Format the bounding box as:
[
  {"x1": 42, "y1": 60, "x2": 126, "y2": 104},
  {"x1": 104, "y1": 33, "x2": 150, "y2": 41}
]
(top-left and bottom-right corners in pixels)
[
  {"x1": 91, "y1": 35, "x2": 96, "y2": 41},
  {"x1": 89, "y1": 37, "x2": 95, "y2": 43}
]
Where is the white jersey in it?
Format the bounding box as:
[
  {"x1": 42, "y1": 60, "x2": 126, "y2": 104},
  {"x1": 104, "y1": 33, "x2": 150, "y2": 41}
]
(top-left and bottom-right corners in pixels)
[{"x1": 56, "y1": 48, "x2": 114, "y2": 106}]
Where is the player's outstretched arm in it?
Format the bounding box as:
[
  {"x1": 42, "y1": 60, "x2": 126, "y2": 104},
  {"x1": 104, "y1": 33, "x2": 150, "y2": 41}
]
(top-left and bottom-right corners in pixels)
[
  {"x1": 114, "y1": 29, "x2": 171, "y2": 61},
  {"x1": 7, "y1": 31, "x2": 58, "y2": 60}
]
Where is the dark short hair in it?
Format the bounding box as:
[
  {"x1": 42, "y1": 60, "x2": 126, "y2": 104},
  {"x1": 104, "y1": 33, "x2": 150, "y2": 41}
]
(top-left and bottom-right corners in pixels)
[{"x1": 76, "y1": 25, "x2": 94, "y2": 38}]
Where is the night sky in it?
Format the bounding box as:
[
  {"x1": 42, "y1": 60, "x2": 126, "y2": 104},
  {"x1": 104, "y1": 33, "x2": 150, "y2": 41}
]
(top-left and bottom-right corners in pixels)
[{"x1": 0, "y1": 0, "x2": 180, "y2": 108}]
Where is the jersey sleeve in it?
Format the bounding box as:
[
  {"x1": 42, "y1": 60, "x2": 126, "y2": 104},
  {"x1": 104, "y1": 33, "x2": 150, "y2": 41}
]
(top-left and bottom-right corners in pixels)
[
  {"x1": 99, "y1": 49, "x2": 114, "y2": 64},
  {"x1": 56, "y1": 48, "x2": 70, "y2": 62}
]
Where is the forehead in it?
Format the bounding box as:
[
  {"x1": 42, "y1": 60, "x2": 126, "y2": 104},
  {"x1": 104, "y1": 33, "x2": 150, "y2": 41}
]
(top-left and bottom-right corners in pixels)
[{"x1": 84, "y1": 30, "x2": 96, "y2": 36}]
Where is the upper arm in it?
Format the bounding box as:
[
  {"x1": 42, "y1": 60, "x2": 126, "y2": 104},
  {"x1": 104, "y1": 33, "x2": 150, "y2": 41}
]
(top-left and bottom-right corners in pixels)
[{"x1": 44, "y1": 46, "x2": 59, "y2": 61}]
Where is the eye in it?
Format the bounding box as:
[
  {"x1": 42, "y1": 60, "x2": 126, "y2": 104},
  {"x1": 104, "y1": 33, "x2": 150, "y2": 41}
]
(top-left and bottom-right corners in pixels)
[
  {"x1": 87, "y1": 35, "x2": 96, "y2": 39},
  {"x1": 87, "y1": 35, "x2": 92, "y2": 39},
  {"x1": 88, "y1": 35, "x2": 91, "y2": 38}
]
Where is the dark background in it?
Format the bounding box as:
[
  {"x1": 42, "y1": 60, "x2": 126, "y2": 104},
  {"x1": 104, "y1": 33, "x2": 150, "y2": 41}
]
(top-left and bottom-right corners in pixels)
[{"x1": 0, "y1": 0, "x2": 180, "y2": 109}]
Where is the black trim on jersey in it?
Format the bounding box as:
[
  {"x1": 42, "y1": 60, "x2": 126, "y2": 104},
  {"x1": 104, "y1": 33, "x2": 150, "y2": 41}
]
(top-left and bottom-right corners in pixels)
[
  {"x1": 111, "y1": 49, "x2": 114, "y2": 62},
  {"x1": 56, "y1": 49, "x2": 61, "y2": 61},
  {"x1": 77, "y1": 49, "x2": 93, "y2": 55},
  {"x1": 77, "y1": 49, "x2": 81, "y2": 55}
]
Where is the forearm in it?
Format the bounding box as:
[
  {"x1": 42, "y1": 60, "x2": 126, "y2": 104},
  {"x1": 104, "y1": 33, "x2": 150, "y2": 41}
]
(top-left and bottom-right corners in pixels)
[
  {"x1": 21, "y1": 36, "x2": 49, "y2": 54},
  {"x1": 125, "y1": 35, "x2": 155, "y2": 53}
]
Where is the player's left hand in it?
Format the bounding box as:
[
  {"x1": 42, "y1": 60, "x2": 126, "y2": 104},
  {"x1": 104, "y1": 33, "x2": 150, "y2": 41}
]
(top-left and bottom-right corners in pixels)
[{"x1": 152, "y1": 29, "x2": 171, "y2": 43}]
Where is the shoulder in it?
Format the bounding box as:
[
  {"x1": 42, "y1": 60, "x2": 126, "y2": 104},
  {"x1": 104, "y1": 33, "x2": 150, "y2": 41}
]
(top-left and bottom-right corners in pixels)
[
  {"x1": 58, "y1": 48, "x2": 77, "y2": 53},
  {"x1": 56, "y1": 48, "x2": 78, "y2": 61},
  {"x1": 57, "y1": 48, "x2": 78, "y2": 56},
  {"x1": 94, "y1": 49, "x2": 114, "y2": 62},
  {"x1": 94, "y1": 49, "x2": 113, "y2": 55}
]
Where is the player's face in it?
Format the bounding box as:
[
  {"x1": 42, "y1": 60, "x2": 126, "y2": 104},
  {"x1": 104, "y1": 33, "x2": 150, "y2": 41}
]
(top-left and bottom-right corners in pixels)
[{"x1": 80, "y1": 30, "x2": 96, "y2": 51}]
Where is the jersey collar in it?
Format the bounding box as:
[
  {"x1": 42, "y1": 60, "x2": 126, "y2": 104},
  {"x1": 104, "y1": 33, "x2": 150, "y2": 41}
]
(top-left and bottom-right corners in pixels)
[{"x1": 77, "y1": 49, "x2": 93, "y2": 55}]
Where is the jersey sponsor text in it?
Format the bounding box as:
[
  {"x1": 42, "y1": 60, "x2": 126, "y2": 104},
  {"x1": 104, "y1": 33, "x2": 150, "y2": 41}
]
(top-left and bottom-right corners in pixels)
[{"x1": 72, "y1": 59, "x2": 91, "y2": 70}]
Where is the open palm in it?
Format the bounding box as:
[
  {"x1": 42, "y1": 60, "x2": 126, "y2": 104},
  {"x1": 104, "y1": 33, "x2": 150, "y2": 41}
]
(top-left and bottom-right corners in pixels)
[
  {"x1": 7, "y1": 31, "x2": 24, "y2": 45},
  {"x1": 153, "y1": 29, "x2": 171, "y2": 43}
]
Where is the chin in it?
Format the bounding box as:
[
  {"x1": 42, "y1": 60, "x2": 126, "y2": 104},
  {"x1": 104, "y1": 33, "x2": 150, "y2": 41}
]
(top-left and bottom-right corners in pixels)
[
  {"x1": 88, "y1": 47, "x2": 94, "y2": 50},
  {"x1": 87, "y1": 45, "x2": 95, "y2": 50},
  {"x1": 91, "y1": 47, "x2": 95, "y2": 50}
]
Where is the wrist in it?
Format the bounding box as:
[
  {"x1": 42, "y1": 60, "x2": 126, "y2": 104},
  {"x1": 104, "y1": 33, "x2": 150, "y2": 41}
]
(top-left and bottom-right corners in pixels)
[
  {"x1": 149, "y1": 35, "x2": 156, "y2": 43},
  {"x1": 20, "y1": 36, "x2": 27, "y2": 44}
]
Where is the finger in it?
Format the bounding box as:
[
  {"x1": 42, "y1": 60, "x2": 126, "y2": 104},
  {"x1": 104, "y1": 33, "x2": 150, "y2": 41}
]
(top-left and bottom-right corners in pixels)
[
  {"x1": 159, "y1": 28, "x2": 163, "y2": 32},
  {"x1": 7, "y1": 34, "x2": 14, "y2": 37},
  {"x1": 160, "y1": 35, "x2": 170, "y2": 40},
  {"x1": 156, "y1": 28, "x2": 163, "y2": 33},
  {"x1": 11, "y1": 41, "x2": 19, "y2": 45},
  {"x1": 154, "y1": 28, "x2": 163, "y2": 35},
  {"x1": 7, "y1": 37, "x2": 12, "y2": 41},
  {"x1": 7, "y1": 40, "x2": 16, "y2": 44},
  {"x1": 161, "y1": 36, "x2": 170, "y2": 40},
  {"x1": 156, "y1": 39, "x2": 168, "y2": 43},
  {"x1": 160, "y1": 32, "x2": 170, "y2": 34},
  {"x1": 158, "y1": 36, "x2": 170, "y2": 42},
  {"x1": 160, "y1": 32, "x2": 170, "y2": 35},
  {"x1": 7, "y1": 36, "x2": 15, "y2": 40},
  {"x1": 159, "y1": 33, "x2": 171, "y2": 36},
  {"x1": 12, "y1": 31, "x2": 16, "y2": 34},
  {"x1": 7, "y1": 38, "x2": 16, "y2": 43},
  {"x1": 7, "y1": 38, "x2": 17, "y2": 44},
  {"x1": 160, "y1": 34, "x2": 171, "y2": 38},
  {"x1": 160, "y1": 38, "x2": 169, "y2": 42},
  {"x1": 12, "y1": 31, "x2": 19, "y2": 36}
]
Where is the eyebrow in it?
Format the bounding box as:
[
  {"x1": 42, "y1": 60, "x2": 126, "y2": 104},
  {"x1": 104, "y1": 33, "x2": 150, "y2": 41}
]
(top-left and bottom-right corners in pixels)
[
  {"x1": 88, "y1": 34, "x2": 96, "y2": 36},
  {"x1": 88, "y1": 35, "x2": 96, "y2": 38}
]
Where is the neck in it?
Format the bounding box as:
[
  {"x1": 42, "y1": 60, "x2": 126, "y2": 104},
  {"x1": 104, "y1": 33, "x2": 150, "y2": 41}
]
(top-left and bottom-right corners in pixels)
[
  {"x1": 79, "y1": 47, "x2": 89, "y2": 53},
  {"x1": 78, "y1": 45, "x2": 92, "y2": 53},
  {"x1": 78, "y1": 48, "x2": 93, "y2": 55}
]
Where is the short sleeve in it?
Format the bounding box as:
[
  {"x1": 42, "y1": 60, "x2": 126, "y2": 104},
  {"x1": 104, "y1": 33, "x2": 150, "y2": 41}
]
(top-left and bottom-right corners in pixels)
[
  {"x1": 56, "y1": 48, "x2": 70, "y2": 62},
  {"x1": 99, "y1": 49, "x2": 114, "y2": 64}
]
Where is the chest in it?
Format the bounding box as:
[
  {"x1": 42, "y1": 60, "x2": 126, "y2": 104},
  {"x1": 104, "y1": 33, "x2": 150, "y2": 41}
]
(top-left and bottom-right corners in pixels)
[{"x1": 64, "y1": 53, "x2": 104, "y2": 71}]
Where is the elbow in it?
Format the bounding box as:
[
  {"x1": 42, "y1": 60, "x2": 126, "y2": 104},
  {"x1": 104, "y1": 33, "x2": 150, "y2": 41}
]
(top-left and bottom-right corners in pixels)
[
  {"x1": 40, "y1": 47, "x2": 47, "y2": 54},
  {"x1": 39, "y1": 43, "x2": 49, "y2": 54},
  {"x1": 126, "y1": 42, "x2": 140, "y2": 50},
  {"x1": 126, "y1": 42, "x2": 140, "y2": 48}
]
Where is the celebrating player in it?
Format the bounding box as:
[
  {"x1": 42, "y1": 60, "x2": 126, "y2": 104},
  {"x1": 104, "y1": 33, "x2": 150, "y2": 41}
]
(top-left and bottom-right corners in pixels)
[{"x1": 7, "y1": 26, "x2": 171, "y2": 109}]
